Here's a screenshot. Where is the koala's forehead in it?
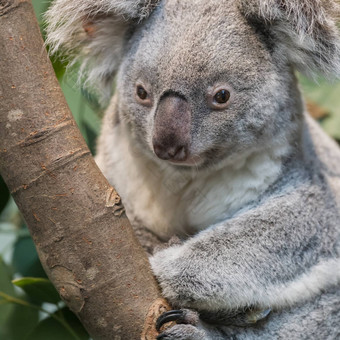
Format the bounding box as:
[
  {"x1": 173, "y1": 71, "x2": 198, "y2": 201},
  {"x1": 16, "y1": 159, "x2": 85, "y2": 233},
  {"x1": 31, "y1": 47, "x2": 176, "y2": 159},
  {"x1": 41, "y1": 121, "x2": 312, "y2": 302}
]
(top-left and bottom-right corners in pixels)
[{"x1": 126, "y1": 0, "x2": 274, "y2": 87}]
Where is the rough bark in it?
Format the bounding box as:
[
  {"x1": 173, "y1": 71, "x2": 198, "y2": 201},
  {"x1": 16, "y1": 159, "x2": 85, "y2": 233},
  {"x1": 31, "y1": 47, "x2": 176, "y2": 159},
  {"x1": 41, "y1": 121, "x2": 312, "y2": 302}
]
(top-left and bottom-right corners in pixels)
[{"x1": 0, "y1": 1, "x2": 170, "y2": 339}]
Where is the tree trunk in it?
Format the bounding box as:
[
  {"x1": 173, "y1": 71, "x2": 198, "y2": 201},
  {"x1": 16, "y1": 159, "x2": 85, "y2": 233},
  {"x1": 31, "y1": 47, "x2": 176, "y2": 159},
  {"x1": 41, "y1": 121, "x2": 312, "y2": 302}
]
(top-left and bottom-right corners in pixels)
[{"x1": 0, "y1": 1, "x2": 169, "y2": 338}]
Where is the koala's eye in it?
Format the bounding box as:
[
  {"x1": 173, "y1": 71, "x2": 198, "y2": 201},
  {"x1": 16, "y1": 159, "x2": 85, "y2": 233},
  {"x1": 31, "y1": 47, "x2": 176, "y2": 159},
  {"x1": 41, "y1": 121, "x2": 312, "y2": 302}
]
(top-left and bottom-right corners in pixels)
[
  {"x1": 136, "y1": 84, "x2": 152, "y2": 107},
  {"x1": 136, "y1": 85, "x2": 148, "y2": 100},
  {"x1": 135, "y1": 84, "x2": 152, "y2": 107},
  {"x1": 214, "y1": 89, "x2": 230, "y2": 104},
  {"x1": 207, "y1": 86, "x2": 232, "y2": 110}
]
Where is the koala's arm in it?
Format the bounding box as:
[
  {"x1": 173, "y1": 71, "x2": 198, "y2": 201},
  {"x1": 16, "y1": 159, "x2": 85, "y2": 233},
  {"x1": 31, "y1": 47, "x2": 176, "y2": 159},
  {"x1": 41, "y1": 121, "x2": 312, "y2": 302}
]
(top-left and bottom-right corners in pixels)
[{"x1": 150, "y1": 174, "x2": 340, "y2": 315}]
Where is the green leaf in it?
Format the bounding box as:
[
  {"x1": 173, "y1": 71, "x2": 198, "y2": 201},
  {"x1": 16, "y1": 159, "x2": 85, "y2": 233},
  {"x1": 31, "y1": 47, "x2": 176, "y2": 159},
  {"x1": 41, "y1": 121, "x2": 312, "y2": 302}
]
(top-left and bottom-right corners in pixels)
[
  {"x1": 32, "y1": 0, "x2": 51, "y2": 25},
  {"x1": 12, "y1": 235, "x2": 47, "y2": 278},
  {"x1": 27, "y1": 316, "x2": 75, "y2": 340},
  {"x1": 59, "y1": 307, "x2": 89, "y2": 340},
  {"x1": 51, "y1": 55, "x2": 67, "y2": 80},
  {"x1": 60, "y1": 76, "x2": 101, "y2": 145},
  {"x1": 3, "y1": 303, "x2": 39, "y2": 340},
  {"x1": 0, "y1": 175, "x2": 9, "y2": 214},
  {"x1": 83, "y1": 122, "x2": 98, "y2": 155},
  {"x1": 0, "y1": 257, "x2": 15, "y2": 339},
  {"x1": 27, "y1": 307, "x2": 89, "y2": 340},
  {"x1": 12, "y1": 277, "x2": 60, "y2": 305}
]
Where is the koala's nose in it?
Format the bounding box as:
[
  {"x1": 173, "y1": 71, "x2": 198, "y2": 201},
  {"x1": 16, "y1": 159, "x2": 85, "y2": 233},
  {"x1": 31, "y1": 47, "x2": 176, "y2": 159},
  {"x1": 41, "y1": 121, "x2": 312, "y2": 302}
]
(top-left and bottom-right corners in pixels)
[
  {"x1": 152, "y1": 93, "x2": 191, "y2": 161},
  {"x1": 153, "y1": 139, "x2": 188, "y2": 161}
]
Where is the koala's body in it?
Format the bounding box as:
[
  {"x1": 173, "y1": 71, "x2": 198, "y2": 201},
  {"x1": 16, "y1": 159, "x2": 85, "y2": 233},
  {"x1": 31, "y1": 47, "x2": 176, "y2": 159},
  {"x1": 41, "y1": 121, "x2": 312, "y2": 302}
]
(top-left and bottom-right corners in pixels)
[{"x1": 47, "y1": 0, "x2": 340, "y2": 338}]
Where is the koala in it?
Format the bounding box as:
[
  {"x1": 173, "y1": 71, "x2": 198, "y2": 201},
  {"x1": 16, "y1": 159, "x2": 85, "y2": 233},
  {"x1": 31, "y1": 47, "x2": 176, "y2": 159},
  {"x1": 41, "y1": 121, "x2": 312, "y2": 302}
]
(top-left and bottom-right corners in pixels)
[{"x1": 46, "y1": 0, "x2": 340, "y2": 339}]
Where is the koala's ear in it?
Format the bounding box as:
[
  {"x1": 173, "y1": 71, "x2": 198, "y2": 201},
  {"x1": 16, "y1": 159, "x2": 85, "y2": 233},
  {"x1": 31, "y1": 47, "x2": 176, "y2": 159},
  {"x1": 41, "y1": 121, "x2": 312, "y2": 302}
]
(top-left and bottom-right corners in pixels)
[
  {"x1": 45, "y1": 0, "x2": 160, "y2": 100},
  {"x1": 239, "y1": 0, "x2": 340, "y2": 78}
]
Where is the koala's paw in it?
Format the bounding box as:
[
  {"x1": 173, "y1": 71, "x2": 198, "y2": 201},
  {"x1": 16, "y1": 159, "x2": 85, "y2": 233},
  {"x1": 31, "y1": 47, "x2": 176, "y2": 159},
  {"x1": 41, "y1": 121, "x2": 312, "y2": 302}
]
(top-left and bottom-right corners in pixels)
[
  {"x1": 150, "y1": 245, "x2": 201, "y2": 307},
  {"x1": 157, "y1": 324, "x2": 207, "y2": 340}
]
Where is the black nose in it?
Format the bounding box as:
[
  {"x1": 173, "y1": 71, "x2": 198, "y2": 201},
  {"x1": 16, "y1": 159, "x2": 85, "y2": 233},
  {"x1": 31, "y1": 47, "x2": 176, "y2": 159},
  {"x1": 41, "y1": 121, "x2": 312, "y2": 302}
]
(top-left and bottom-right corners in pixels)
[
  {"x1": 152, "y1": 93, "x2": 191, "y2": 162},
  {"x1": 153, "y1": 141, "x2": 188, "y2": 161}
]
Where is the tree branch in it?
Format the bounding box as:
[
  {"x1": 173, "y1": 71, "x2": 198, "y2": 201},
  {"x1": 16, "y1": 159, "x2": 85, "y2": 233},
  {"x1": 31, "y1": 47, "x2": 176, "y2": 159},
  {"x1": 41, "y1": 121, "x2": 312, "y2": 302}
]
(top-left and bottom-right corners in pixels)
[{"x1": 0, "y1": 1, "x2": 169, "y2": 338}]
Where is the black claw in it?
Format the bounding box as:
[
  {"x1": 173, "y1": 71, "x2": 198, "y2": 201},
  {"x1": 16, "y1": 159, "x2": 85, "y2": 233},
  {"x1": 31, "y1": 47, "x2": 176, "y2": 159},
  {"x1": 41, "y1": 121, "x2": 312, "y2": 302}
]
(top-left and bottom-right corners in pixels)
[{"x1": 156, "y1": 310, "x2": 185, "y2": 332}]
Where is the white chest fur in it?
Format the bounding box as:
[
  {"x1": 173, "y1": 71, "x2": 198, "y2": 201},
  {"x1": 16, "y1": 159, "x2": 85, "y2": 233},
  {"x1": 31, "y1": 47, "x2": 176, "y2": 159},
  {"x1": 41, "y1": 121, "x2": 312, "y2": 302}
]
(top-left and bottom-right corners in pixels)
[{"x1": 96, "y1": 122, "x2": 288, "y2": 240}]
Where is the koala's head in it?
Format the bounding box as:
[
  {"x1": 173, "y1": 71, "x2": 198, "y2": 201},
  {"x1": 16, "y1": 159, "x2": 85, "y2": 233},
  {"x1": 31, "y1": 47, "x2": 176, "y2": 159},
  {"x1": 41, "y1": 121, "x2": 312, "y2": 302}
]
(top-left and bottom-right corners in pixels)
[{"x1": 46, "y1": 0, "x2": 340, "y2": 169}]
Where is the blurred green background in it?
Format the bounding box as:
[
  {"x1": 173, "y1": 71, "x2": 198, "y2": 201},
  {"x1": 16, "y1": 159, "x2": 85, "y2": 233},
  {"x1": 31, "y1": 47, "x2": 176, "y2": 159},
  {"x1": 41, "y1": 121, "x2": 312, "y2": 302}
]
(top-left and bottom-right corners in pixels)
[{"x1": 1, "y1": 2, "x2": 340, "y2": 339}]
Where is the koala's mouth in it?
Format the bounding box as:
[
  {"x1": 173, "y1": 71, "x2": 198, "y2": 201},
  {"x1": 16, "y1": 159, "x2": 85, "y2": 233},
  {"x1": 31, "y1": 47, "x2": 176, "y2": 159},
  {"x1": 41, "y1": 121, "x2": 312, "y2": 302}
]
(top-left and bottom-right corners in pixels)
[
  {"x1": 166, "y1": 155, "x2": 203, "y2": 167},
  {"x1": 165, "y1": 147, "x2": 230, "y2": 170}
]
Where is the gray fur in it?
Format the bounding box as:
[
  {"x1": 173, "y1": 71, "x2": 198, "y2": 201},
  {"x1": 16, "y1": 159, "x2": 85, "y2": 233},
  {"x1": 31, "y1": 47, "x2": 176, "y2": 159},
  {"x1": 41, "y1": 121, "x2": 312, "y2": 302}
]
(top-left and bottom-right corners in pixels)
[
  {"x1": 239, "y1": 0, "x2": 340, "y2": 77},
  {"x1": 47, "y1": 0, "x2": 340, "y2": 338},
  {"x1": 45, "y1": 0, "x2": 160, "y2": 98}
]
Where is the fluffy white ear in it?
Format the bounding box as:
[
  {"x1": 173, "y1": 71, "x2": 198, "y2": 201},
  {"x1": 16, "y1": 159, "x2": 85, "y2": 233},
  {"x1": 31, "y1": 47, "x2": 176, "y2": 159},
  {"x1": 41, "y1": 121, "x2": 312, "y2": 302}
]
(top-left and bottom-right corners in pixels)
[
  {"x1": 239, "y1": 0, "x2": 340, "y2": 78},
  {"x1": 45, "y1": 0, "x2": 160, "y2": 99}
]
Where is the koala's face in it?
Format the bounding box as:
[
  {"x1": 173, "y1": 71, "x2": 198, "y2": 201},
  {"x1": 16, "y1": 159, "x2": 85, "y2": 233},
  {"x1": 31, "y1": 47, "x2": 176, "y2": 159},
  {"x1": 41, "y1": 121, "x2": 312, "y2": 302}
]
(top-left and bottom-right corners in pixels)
[{"x1": 117, "y1": 0, "x2": 298, "y2": 169}]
